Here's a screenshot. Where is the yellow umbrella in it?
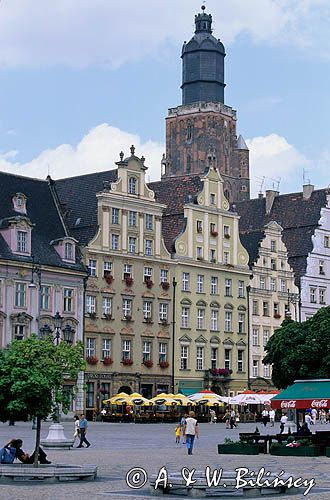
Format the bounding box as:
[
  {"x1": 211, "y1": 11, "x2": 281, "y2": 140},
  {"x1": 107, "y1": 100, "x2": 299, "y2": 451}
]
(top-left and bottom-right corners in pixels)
[
  {"x1": 196, "y1": 395, "x2": 224, "y2": 407},
  {"x1": 150, "y1": 393, "x2": 179, "y2": 406},
  {"x1": 173, "y1": 393, "x2": 196, "y2": 406},
  {"x1": 113, "y1": 395, "x2": 152, "y2": 406},
  {"x1": 103, "y1": 393, "x2": 128, "y2": 404}
]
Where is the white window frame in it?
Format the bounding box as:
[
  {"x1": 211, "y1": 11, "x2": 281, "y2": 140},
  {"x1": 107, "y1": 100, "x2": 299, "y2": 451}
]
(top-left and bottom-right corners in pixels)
[
  {"x1": 211, "y1": 276, "x2": 218, "y2": 295},
  {"x1": 122, "y1": 299, "x2": 132, "y2": 318},
  {"x1": 86, "y1": 338, "x2": 95, "y2": 357},
  {"x1": 63, "y1": 288, "x2": 73, "y2": 312},
  {"x1": 102, "y1": 296, "x2": 112, "y2": 316},
  {"x1": 128, "y1": 237, "x2": 137, "y2": 254},
  {"x1": 159, "y1": 343, "x2": 167, "y2": 363},
  {"x1": 88, "y1": 259, "x2": 97, "y2": 277},
  {"x1": 181, "y1": 307, "x2": 190, "y2": 328},
  {"x1": 145, "y1": 239, "x2": 153, "y2": 256},
  {"x1": 41, "y1": 285, "x2": 51, "y2": 310},
  {"x1": 145, "y1": 214, "x2": 153, "y2": 230},
  {"x1": 160, "y1": 269, "x2": 168, "y2": 283},
  {"x1": 128, "y1": 177, "x2": 137, "y2": 195},
  {"x1": 238, "y1": 280, "x2": 245, "y2": 298},
  {"x1": 252, "y1": 327, "x2": 259, "y2": 346},
  {"x1": 86, "y1": 295, "x2": 96, "y2": 314},
  {"x1": 111, "y1": 234, "x2": 119, "y2": 250},
  {"x1": 143, "y1": 300, "x2": 152, "y2": 319},
  {"x1": 102, "y1": 338, "x2": 111, "y2": 359},
  {"x1": 143, "y1": 341, "x2": 151, "y2": 361},
  {"x1": 253, "y1": 360, "x2": 259, "y2": 378},
  {"x1": 159, "y1": 303, "x2": 168, "y2": 322},
  {"x1": 64, "y1": 242, "x2": 73, "y2": 261},
  {"x1": 210, "y1": 309, "x2": 218, "y2": 331},
  {"x1": 238, "y1": 312, "x2": 245, "y2": 333},
  {"x1": 224, "y1": 311, "x2": 232, "y2": 332},
  {"x1": 196, "y1": 346, "x2": 204, "y2": 370},
  {"x1": 237, "y1": 350, "x2": 244, "y2": 372},
  {"x1": 263, "y1": 329, "x2": 269, "y2": 347},
  {"x1": 122, "y1": 339, "x2": 131, "y2": 360},
  {"x1": 197, "y1": 274, "x2": 204, "y2": 293},
  {"x1": 112, "y1": 208, "x2": 119, "y2": 224},
  {"x1": 17, "y1": 230, "x2": 27, "y2": 253},
  {"x1": 225, "y1": 278, "x2": 232, "y2": 297},
  {"x1": 224, "y1": 349, "x2": 231, "y2": 370},
  {"x1": 180, "y1": 345, "x2": 189, "y2": 369},
  {"x1": 182, "y1": 272, "x2": 190, "y2": 291},
  {"x1": 211, "y1": 347, "x2": 218, "y2": 369},
  {"x1": 128, "y1": 210, "x2": 137, "y2": 227},
  {"x1": 197, "y1": 308, "x2": 205, "y2": 329}
]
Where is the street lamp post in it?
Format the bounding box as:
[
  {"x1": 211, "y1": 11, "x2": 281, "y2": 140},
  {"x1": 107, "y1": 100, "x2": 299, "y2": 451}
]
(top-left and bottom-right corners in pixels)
[
  {"x1": 40, "y1": 312, "x2": 76, "y2": 449},
  {"x1": 171, "y1": 277, "x2": 177, "y2": 394}
]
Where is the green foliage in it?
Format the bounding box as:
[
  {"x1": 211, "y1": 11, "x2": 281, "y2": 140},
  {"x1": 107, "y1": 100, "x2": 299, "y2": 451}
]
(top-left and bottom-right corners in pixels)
[
  {"x1": 0, "y1": 334, "x2": 85, "y2": 422},
  {"x1": 224, "y1": 437, "x2": 235, "y2": 444},
  {"x1": 263, "y1": 307, "x2": 330, "y2": 388}
]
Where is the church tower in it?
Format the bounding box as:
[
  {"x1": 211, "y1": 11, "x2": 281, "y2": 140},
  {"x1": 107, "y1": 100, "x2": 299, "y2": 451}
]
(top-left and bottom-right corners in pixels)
[{"x1": 162, "y1": 6, "x2": 250, "y2": 203}]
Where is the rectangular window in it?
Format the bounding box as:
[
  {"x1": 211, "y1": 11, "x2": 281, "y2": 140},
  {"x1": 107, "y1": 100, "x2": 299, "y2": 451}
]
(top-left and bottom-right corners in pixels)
[
  {"x1": 181, "y1": 307, "x2": 190, "y2": 328},
  {"x1": 41, "y1": 285, "x2": 51, "y2": 310},
  {"x1": 123, "y1": 263, "x2": 132, "y2": 279},
  {"x1": 102, "y1": 297, "x2": 112, "y2": 316},
  {"x1": 145, "y1": 214, "x2": 153, "y2": 230},
  {"x1": 224, "y1": 251, "x2": 230, "y2": 264},
  {"x1": 271, "y1": 240, "x2": 276, "y2": 252},
  {"x1": 224, "y1": 311, "x2": 232, "y2": 332},
  {"x1": 211, "y1": 347, "x2": 218, "y2": 369},
  {"x1": 274, "y1": 302, "x2": 280, "y2": 316},
  {"x1": 160, "y1": 269, "x2": 168, "y2": 283},
  {"x1": 143, "y1": 341, "x2": 151, "y2": 362},
  {"x1": 143, "y1": 300, "x2": 152, "y2": 319},
  {"x1": 128, "y1": 237, "x2": 137, "y2": 254},
  {"x1": 65, "y1": 242, "x2": 73, "y2": 260},
  {"x1": 14, "y1": 324, "x2": 25, "y2": 340},
  {"x1": 224, "y1": 349, "x2": 231, "y2": 370},
  {"x1": 210, "y1": 193, "x2": 215, "y2": 205},
  {"x1": 252, "y1": 300, "x2": 259, "y2": 315},
  {"x1": 271, "y1": 258, "x2": 276, "y2": 271},
  {"x1": 196, "y1": 220, "x2": 203, "y2": 233},
  {"x1": 86, "y1": 382, "x2": 94, "y2": 408},
  {"x1": 112, "y1": 208, "x2": 119, "y2": 224},
  {"x1": 238, "y1": 280, "x2": 245, "y2": 298},
  {"x1": 223, "y1": 225, "x2": 230, "y2": 237},
  {"x1": 86, "y1": 295, "x2": 96, "y2": 314},
  {"x1": 263, "y1": 329, "x2": 270, "y2": 347},
  {"x1": 196, "y1": 346, "x2": 204, "y2": 370},
  {"x1": 88, "y1": 259, "x2": 97, "y2": 277},
  {"x1": 111, "y1": 234, "x2": 119, "y2": 250},
  {"x1": 63, "y1": 288, "x2": 73, "y2": 312},
  {"x1": 159, "y1": 303, "x2": 168, "y2": 322},
  {"x1": 260, "y1": 275, "x2": 265, "y2": 290},
  {"x1": 252, "y1": 327, "x2": 259, "y2": 346},
  {"x1": 210, "y1": 222, "x2": 216, "y2": 235},
  {"x1": 182, "y1": 272, "x2": 190, "y2": 291},
  {"x1": 128, "y1": 210, "x2": 137, "y2": 227},
  {"x1": 103, "y1": 261, "x2": 112, "y2": 273},
  {"x1": 237, "y1": 350, "x2": 244, "y2": 372},
  {"x1": 319, "y1": 288, "x2": 326, "y2": 305},
  {"x1": 211, "y1": 276, "x2": 218, "y2": 295},
  {"x1": 102, "y1": 338, "x2": 111, "y2": 359},
  {"x1": 210, "y1": 249, "x2": 216, "y2": 263},
  {"x1": 324, "y1": 236, "x2": 329, "y2": 248},
  {"x1": 252, "y1": 360, "x2": 259, "y2": 378},
  {"x1": 86, "y1": 338, "x2": 95, "y2": 357},
  {"x1": 238, "y1": 313, "x2": 245, "y2": 333},
  {"x1": 197, "y1": 274, "x2": 204, "y2": 293},
  {"x1": 263, "y1": 364, "x2": 270, "y2": 378},
  {"x1": 197, "y1": 247, "x2": 203, "y2": 259},
  {"x1": 210, "y1": 310, "x2": 218, "y2": 331},
  {"x1": 197, "y1": 308, "x2": 205, "y2": 329},
  {"x1": 225, "y1": 278, "x2": 232, "y2": 297},
  {"x1": 159, "y1": 343, "x2": 167, "y2": 363},
  {"x1": 145, "y1": 239, "x2": 153, "y2": 256},
  {"x1": 319, "y1": 260, "x2": 325, "y2": 275},
  {"x1": 310, "y1": 287, "x2": 317, "y2": 303},
  {"x1": 122, "y1": 299, "x2": 132, "y2": 318},
  {"x1": 122, "y1": 339, "x2": 131, "y2": 360},
  {"x1": 280, "y1": 279, "x2": 286, "y2": 293},
  {"x1": 263, "y1": 301, "x2": 269, "y2": 316},
  {"x1": 17, "y1": 231, "x2": 27, "y2": 253},
  {"x1": 270, "y1": 278, "x2": 276, "y2": 292},
  {"x1": 180, "y1": 345, "x2": 189, "y2": 369},
  {"x1": 144, "y1": 267, "x2": 153, "y2": 283}
]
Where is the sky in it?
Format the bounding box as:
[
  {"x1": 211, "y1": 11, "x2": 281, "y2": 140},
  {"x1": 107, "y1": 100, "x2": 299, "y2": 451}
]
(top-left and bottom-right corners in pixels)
[{"x1": 0, "y1": 0, "x2": 329, "y2": 197}]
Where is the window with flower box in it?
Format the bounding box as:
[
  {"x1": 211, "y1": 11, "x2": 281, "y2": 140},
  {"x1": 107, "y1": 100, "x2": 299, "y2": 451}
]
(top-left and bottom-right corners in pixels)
[
  {"x1": 102, "y1": 339, "x2": 111, "y2": 359},
  {"x1": 159, "y1": 303, "x2": 168, "y2": 322},
  {"x1": 159, "y1": 343, "x2": 167, "y2": 363},
  {"x1": 160, "y1": 269, "x2": 168, "y2": 283},
  {"x1": 143, "y1": 341, "x2": 151, "y2": 362},
  {"x1": 104, "y1": 261, "x2": 112, "y2": 273},
  {"x1": 180, "y1": 345, "x2": 189, "y2": 369},
  {"x1": 196, "y1": 346, "x2": 204, "y2": 370},
  {"x1": 123, "y1": 264, "x2": 132, "y2": 279},
  {"x1": 181, "y1": 307, "x2": 190, "y2": 328},
  {"x1": 122, "y1": 339, "x2": 131, "y2": 360},
  {"x1": 86, "y1": 338, "x2": 95, "y2": 357},
  {"x1": 144, "y1": 267, "x2": 153, "y2": 282},
  {"x1": 112, "y1": 208, "x2": 119, "y2": 225},
  {"x1": 102, "y1": 297, "x2": 112, "y2": 316}
]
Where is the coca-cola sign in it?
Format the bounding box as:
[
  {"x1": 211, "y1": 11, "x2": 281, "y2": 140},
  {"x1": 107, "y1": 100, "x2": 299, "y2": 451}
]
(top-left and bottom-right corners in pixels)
[
  {"x1": 280, "y1": 400, "x2": 296, "y2": 409},
  {"x1": 311, "y1": 399, "x2": 328, "y2": 408}
]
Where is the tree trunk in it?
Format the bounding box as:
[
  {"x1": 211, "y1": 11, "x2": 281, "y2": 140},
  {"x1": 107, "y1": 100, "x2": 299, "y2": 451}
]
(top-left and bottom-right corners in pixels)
[{"x1": 33, "y1": 416, "x2": 41, "y2": 467}]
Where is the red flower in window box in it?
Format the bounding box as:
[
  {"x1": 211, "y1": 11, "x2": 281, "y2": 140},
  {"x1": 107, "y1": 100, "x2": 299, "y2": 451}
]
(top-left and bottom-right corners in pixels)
[
  {"x1": 159, "y1": 360, "x2": 169, "y2": 369},
  {"x1": 122, "y1": 358, "x2": 133, "y2": 366},
  {"x1": 124, "y1": 315, "x2": 132, "y2": 322},
  {"x1": 210, "y1": 230, "x2": 218, "y2": 237},
  {"x1": 210, "y1": 368, "x2": 230, "y2": 376},
  {"x1": 104, "y1": 272, "x2": 113, "y2": 284},
  {"x1": 103, "y1": 357, "x2": 113, "y2": 365},
  {"x1": 125, "y1": 276, "x2": 134, "y2": 286},
  {"x1": 274, "y1": 313, "x2": 281, "y2": 319},
  {"x1": 143, "y1": 359, "x2": 153, "y2": 368},
  {"x1": 86, "y1": 355, "x2": 98, "y2": 365},
  {"x1": 161, "y1": 281, "x2": 170, "y2": 290},
  {"x1": 145, "y1": 279, "x2": 153, "y2": 289}
]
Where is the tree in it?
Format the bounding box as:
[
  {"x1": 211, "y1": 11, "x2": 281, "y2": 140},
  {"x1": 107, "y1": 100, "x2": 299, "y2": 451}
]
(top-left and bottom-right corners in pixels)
[
  {"x1": 263, "y1": 306, "x2": 330, "y2": 389},
  {"x1": 0, "y1": 335, "x2": 85, "y2": 466}
]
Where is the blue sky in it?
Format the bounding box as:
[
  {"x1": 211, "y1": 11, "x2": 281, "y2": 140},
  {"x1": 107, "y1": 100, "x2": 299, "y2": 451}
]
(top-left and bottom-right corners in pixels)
[{"x1": 0, "y1": 0, "x2": 329, "y2": 196}]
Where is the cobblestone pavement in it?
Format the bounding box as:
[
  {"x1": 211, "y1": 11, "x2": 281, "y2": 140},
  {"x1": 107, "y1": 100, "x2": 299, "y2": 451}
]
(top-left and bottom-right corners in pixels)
[{"x1": 1, "y1": 421, "x2": 330, "y2": 500}]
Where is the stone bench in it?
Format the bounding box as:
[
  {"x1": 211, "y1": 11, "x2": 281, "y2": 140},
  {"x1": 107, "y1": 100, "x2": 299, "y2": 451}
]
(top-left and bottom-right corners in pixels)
[
  {"x1": 150, "y1": 470, "x2": 299, "y2": 497},
  {"x1": 0, "y1": 463, "x2": 97, "y2": 483}
]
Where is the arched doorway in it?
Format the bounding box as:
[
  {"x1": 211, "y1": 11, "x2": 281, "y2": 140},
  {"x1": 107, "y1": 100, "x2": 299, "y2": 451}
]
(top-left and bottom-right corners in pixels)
[{"x1": 117, "y1": 385, "x2": 132, "y2": 395}]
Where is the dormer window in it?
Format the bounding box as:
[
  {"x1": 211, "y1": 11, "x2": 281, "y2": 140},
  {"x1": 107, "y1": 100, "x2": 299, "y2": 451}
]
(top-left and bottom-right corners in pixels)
[
  {"x1": 17, "y1": 231, "x2": 27, "y2": 253},
  {"x1": 128, "y1": 177, "x2": 137, "y2": 195},
  {"x1": 13, "y1": 193, "x2": 27, "y2": 214},
  {"x1": 65, "y1": 242, "x2": 73, "y2": 261}
]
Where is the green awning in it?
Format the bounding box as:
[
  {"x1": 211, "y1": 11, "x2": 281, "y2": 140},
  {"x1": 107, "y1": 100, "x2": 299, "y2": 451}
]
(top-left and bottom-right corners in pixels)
[
  {"x1": 271, "y1": 379, "x2": 330, "y2": 410},
  {"x1": 178, "y1": 380, "x2": 204, "y2": 396}
]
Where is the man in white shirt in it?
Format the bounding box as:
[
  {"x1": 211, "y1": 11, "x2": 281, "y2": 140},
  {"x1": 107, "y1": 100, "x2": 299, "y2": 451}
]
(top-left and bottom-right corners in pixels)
[
  {"x1": 280, "y1": 414, "x2": 288, "y2": 434},
  {"x1": 305, "y1": 412, "x2": 312, "y2": 429},
  {"x1": 184, "y1": 411, "x2": 199, "y2": 455},
  {"x1": 269, "y1": 409, "x2": 275, "y2": 427},
  {"x1": 311, "y1": 408, "x2": 317, "y2": 425},
  {"x1": 262, "y1": 409, "x2": 269, "y2": 427}
]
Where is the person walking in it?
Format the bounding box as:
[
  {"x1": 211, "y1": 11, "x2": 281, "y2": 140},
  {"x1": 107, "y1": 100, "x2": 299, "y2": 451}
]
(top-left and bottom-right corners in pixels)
[
  {"x1": 280, "y1": 413, "x2": 288, "y2": 434},
  {"x1": 222, "y1": 409, "x2": 230, "y2": 429},
  {"x1": 180, "y1": 414, "x2": 187, "y2": 444},
  {"x1": 175, "y1": 424, "x2": 181, "y2": 444},
  {"x1": 262, "y1": 409, "x2": 269, "y2": 427},
  {"x1": 230, "y1": 409, "x2": 237, "y2": 429},
  {"x1": 209, "y1": 409, "x2": 216, "y2": 424},
  {"x1": 77, "y1": 414, "x2": 91, "y2": 448},
  {"x1": 183, "y1": 411, "x2": 199, "y2": 455},
  {"x1": 269, "y1": 409, "x2": 275, "y2": 427},
  {"x1": 73, "y1": 415, "x2": 80, "y2": 446},
  {"x1": 311, "y1": 408, "x2": 317, "y2": 425},
  {"x1": 305, "y1": 412, "x2": 312, "y2": 430}
]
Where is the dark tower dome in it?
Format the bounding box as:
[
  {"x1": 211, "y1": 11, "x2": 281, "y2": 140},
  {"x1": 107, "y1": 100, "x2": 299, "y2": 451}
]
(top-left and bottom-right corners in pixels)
[{"x1": 181, "y1": 5, "x2": 226, "y2": 105}]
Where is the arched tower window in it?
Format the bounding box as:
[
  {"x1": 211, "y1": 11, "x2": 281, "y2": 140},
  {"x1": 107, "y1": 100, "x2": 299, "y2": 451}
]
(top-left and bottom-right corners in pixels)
[
  {"x1": 187, "y1": 122, "x2": 192, "y2": 141},
  {"x1": 128, "y1": 177, "x2": 137, "y2": 195},
  {"x1": 187, "y1": 155, "x2": 191, "y2": 174}
]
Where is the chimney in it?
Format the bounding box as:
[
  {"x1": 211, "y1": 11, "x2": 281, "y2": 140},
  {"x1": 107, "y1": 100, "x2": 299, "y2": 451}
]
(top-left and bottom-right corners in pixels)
[
  {"x1": 303, "y1": 184, "x2": 314, "y2": 200},
  {"x1": 265, "y1": 190, "x2": 279, "y2": 215}
]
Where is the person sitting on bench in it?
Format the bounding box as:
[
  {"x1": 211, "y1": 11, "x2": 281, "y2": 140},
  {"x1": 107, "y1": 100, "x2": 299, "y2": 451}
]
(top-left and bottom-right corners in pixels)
[{"x1": 6, "y1": 439, "x2": 51, "y2": 464}]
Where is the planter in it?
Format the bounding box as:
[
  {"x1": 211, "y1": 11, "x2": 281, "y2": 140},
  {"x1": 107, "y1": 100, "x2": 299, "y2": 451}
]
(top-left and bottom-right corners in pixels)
[
  {"x1": 145, "y1": 279, "x2": 153, "y2": 289},
  {"x1": 161, "y1": 320, "x2": 168, "y2": 326},
  {"x1": 211, "y1": 368, "x2": 230, "y2": 376},
  {"x1": 218, "y1": 444, "x2": 259, "y2": 455},
  {"x1": 161, "y1": 281, "x2": 170, "y2": 290},
  {"x1": 125, "y1": 277, "x2": 134, "y2": 287},
  {"x1": 104, "y1": 272, "x2": 113, "y2": 284},
  {"x1": 274, "y1": 314, "x2": 281, "y2": 319},
  {"x1": 122, "y1": 359, "x2": 133, "y2": 366},
  {"x1": 210, "y1": 231, "x2": 218, "y2": 237},
  {"x1": 86, "y1": 356, "x2": 98, "y2": 365},
  {"x1": 159, "y1": 361, "x2": 169, "y2": 369},
  {"x1": 103, "y1": 357, "x2": 113, "y2": 365},
  {"x1": 270, "y1": 446, "x2": 320, "y2": 457},
  {"x1": 224, "y1": 234, "x2": 230, "y2": 239},
  {"x1": 143, "y1": 360, "x2": 153, "y2": 368}
]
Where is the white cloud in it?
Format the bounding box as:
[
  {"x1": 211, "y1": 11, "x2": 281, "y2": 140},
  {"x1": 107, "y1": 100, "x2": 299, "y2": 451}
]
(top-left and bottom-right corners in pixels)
[
  {"x1": 247, "y1": 134, "x2": 309, "y2": 196},
  {"x1": 0, "y1": 0, "x2": 329, "y2": 68},
  {"x1": 0, "y1": 123, "x2": 165, "y2": 181}
]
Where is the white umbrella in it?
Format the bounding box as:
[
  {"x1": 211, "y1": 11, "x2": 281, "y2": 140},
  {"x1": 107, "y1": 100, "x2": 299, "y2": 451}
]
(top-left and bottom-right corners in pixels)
[
  {"x1": 229, "y1": 393, "x2": 264, "y2": 405},
  {"x1": 188, "y1": 390, "x2": 227, "y2": 402}
]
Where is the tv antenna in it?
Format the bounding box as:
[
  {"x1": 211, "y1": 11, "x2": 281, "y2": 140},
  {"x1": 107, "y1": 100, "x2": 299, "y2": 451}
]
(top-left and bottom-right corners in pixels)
[{"x1": 303, "y1": 168, "x2": 311, "y2": 185}]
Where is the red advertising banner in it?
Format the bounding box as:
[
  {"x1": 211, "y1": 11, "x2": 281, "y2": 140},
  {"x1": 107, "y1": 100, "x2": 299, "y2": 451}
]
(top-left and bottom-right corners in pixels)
[{"x1": 271, "y1": 399, "x2": 330, "y2": 410}]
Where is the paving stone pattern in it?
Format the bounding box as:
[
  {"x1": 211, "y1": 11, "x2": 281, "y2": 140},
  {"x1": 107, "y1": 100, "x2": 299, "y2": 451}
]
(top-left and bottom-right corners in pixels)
[{"x1": 1, "y1": 421, "x2": 330, "y2": 500}]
